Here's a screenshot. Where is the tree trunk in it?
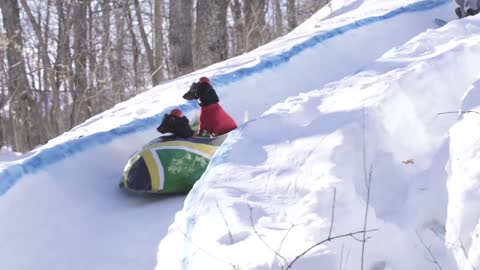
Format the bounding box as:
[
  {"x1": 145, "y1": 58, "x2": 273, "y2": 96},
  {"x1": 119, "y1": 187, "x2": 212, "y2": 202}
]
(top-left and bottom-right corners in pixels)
[
  {"x1": 0, "y1": 25, "x2": 5, "y2": 148},
  {"x1": 53, "y1": 0, "x2": 71, "y2": 133},
  {"x1": 153, "y1": 0, "x2": 163, "y2": 84},
  {"x1": 0, "y1": 0, "x2": 41, "y2": 152},
  {"x1": 87, "y1": 1, "x2": 97, "y2": 114},
  {"x1": 0, "y1": 113, "x2": 3, "y2": 149},
  {"x1": 243, "y1": 0, "x2": 266, "y2": 52},
  {"x1": 125, "y1": 0, "x2": 140, "y2": 94},
  {"x1": 71, "y1": 0, "x2": 90, "y2": 127},
  {"x1": 169, "y1": 0, "x2": 193, "y2": 77},
  {"x1": 287, "y1": 0, "x2": 297, "y2": 31},
  {"x1": 97, "y1": 0, "x2": 111, "y2": 111},
  {"x1": 230, "y1": 0, "x2": 244, "y2": 55},
  {"x1": 273, "y1": 0, "x2": 283, "y2": 35},
  {"x1": 316, "y1": 0, "x2": 331, "y2": 11},
  {"x1": 110, "y1": 1, "x2": 126, "y2": 103},
  {"x1": 19, "y1": 0, "x2": 59, "y2": 138},
  {"x1": 132, "y1": 0, "x2": 157, "y2": 86},
  {"x1": 194, "y1": 0, "x2": 228, "y2": 69}
]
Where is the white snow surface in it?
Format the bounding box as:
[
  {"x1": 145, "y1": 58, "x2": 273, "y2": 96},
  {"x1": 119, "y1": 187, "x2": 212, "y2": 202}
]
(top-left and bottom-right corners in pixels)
[
  {"x1": 0, "y1": 147, "x2": 22, "y2": 162},
  {"x1": 1, "y1": 0, "x2": 480, "y2": 269}
]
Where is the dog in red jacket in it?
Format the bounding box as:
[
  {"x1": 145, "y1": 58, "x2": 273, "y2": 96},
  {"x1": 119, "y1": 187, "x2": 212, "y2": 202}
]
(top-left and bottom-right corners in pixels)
[{"x1": 183, "y1": 77, "x2": 237, "y2": 137}]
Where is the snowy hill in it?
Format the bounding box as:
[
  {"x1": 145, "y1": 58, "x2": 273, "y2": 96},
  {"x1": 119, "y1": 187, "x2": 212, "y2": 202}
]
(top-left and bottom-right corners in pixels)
[{"x1": 3, "y1": 0, "x2": 480, "y2": 269}]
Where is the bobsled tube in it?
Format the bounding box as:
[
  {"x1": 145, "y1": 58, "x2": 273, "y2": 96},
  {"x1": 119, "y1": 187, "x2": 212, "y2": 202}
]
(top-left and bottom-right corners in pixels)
[{"x1": 120, "y1": 134, "x2": 227, "y2": 194}]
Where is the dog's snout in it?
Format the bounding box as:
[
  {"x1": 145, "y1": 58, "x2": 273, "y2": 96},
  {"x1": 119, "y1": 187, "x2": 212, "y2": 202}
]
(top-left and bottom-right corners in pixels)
[{"x1": 183, "y1": 91, "x2": 196, "y2": 100}]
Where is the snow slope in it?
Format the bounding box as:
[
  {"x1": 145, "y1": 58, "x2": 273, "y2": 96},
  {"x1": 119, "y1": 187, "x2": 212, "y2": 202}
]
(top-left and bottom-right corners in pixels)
[
  {"x1": 3, "y1": 0, "x2": 480, "y2": 269},
  {"x1": 0, "y1": 147, "x2": 22, "y2": 162},
  {"x1": 156, "y1": 6, "x2": 480, "y2": 270},
  {"x1": 446, "y1": 76, "x2": 480, "y2": 270}
]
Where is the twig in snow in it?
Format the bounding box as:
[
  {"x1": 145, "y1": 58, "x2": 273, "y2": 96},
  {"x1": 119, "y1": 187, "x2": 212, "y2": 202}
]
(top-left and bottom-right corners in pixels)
[
  {"x1": 416, "y1": 231, "x2": 444, "y2": 270},
  {"x1": 281, "y1": 187, "x2": 377, "y2": 270},
  {"x1": 339, "y1": 244, "x2": 351, "y2": 270},
  {"x1": 361, "y1": 105, "x2": 374, "y2": 270},
  {"x1": 285, "y1": 228, "x2": 379, "y2": 270},
  {"x1": 278, "y1": 223, "x2": 296, "y2": 254},
  {"x1": 328, "y1": 187, "x2": 337, "y2": 239},
  {"x1": 361, "y1": 165, "x2": 373, "y2": 270},
  {"x1": 362, "y1": 106, "x2": 369, "y2": 188},
  {"x1": 460, "y1": 239, "x2": 479, "y2": 270},
  {"x1": 248, "y1": 204, "x2": 289, "y2": 267},
  {"x1": 181, "y1": 231, "x2": 238, "y2": 269},
  {"x1": 437, "y1": 110, "x2": 480, "y2": 116},
  {"x1": 339, "y1": 243, "x2": 345, "y2": 270},
  {"x1": 428, "y1": 227, "x2": 445, "y2": 241},
  {"x1": 434, "y1": 110, "x2": 480, "y2": 121},
  {"x1": 350, "y1": 234, "x2": 367, "y2": 243},
  {"x1": 216, "y1": 201, "x2": 234, "y2": 245}
]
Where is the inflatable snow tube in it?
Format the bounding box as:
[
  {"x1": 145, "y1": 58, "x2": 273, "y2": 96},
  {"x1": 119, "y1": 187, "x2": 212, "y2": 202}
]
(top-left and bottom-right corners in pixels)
[{"x1": 120, "y1": 134, "x2": 227, "y2": 194}]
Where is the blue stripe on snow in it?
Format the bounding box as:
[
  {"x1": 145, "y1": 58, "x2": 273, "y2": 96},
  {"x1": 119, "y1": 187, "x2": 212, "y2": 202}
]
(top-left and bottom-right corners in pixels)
[
  {"x1": 0, "y1": 0, "x2": 450, "y2": 196},
  {"x1": 210, "y1": 0, "x2": 450, "y2": 87},
  {"x1": 0, "y1": 101, "x2": 198, "y2": 195}
]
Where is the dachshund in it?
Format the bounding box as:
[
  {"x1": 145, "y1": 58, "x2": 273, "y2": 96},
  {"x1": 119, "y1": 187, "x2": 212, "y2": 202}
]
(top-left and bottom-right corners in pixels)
[{"x1": 183, "y1": 77, "x2": 237, "y2": 136}]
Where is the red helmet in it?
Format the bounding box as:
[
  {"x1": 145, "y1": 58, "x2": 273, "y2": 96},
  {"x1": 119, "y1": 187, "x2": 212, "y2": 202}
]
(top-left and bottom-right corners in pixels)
[
  {"x1": 170, "y1": 109, "x2": 183, "y2": 117},
  {"x1": 198, "y1": 76, "x2": 211, "y2": 84}
]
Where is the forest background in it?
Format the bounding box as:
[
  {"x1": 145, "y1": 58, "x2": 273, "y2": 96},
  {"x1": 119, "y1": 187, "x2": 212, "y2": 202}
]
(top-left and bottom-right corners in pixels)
[{"x1": 0, "y1": 0, "x2": 330, "y2": 152}]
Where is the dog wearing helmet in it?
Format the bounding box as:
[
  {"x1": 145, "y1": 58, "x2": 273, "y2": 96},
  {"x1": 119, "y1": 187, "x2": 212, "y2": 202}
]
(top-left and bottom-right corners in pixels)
[
  {"x1": 156, "y1": 109, "x2": 194, "y2": 138},
  {"x1": 183, "y1": 77, "x2": 237, "y2": 137}
]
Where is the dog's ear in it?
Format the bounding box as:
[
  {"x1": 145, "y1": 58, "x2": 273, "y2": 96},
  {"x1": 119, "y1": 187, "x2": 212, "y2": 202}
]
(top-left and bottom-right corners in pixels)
[
  {"x1": 157, "y1": 123, "x2": 167, "y2": 134},
  {"x1": 157, "y1": 114, "x2": 173, "y2": 133}
]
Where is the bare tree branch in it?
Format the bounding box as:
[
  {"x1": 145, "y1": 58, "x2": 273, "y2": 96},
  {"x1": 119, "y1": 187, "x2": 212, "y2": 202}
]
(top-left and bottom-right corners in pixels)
[
  {"x1": 460, "y1": 239, "x2": 479, "y2": 270},
  {"x1": 433, "y1": 110, "x2": 480, "y2": 122},
  {"x1": 181, "y1": 231, "x2": 238, "y2": 269},
  {"x1": 416, "y1": 231, "x2": 444, "y2": 270},
  {"x1": 249, "y1": 204, "x2": 289, "y2": 267},
  {"x1": 328, "y1": 187, "x2": 337, "y2": 239},
  {"x1": 339, "y1": 243, "x2": 345, "y2": 270},
  {"x1": 361, "y1": 165, "x2": 373, "y2": 270},
  {"x1": 132, "y1": 0, "x2": 157, "y2": 85},
  {"x1": 361, "y1": 105, "x2": 373, "y2": 270},
  {"x1": 286, "y1": 228, "x2": 379, "y2": 269},
  {"x1": 216, "y1": 201, "x2": 234, "y2": 245},
  {"x1": 350, "y1": 234, "x2": 364, "y2": 242},
  {"x1": 278, "y1": 223, "x2": 296, "y2": 255},
  {"x1": 437, "y1": 110, "x2": 480, "y2": 117}
]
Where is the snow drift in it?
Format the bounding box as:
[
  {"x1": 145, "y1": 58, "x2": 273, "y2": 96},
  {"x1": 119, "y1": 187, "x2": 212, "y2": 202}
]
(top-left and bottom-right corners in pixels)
[
  {"x1": 156, "y1": 5, "x2": 480, "y2": 270},
  {"x1": 4, "y1": 0, "x2": 480, "y2": 270}
]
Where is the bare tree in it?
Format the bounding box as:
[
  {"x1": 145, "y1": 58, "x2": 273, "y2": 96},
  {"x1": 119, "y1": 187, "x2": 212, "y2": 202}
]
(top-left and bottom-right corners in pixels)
[
  {"x1": 19, "y1": 0, "x2": 58, "y2": 139},
  {"x1": 0, "y1": 0, "x2": 328, "y2": 151},
  {"x1": 95, "y1": 0, "x2": 111, "y2": 113},
  {"x1": 153, "y1": 0, "x2": 163, "y2": 83},
  {"x1": 87, "y1": 1, "x2": 98, "y2": 111},
  {"x1": 243, "y1": 0, "x2": 266, "y2": 51},
  {"x1": 111, "y1": 1, "x2": 126, "y2": 102},
  {"x1": 70, "y1": 0, "x2": 91, "y2": 127},
  {"x1": 230, "y1": 0, "x2": 244, "y2": 56},
  {"x1": 169, "y1": 0, "x2": 193, "y2": 77},
  {"x1": 287, "y1": 0, "x2": 297, "y2": 31},
  {"x1": 133, "y1": 0, "x2": 159, "y2": 86},
  {"x1": 124, "y1": 0, "x2": 141, "y2": 94},
  {"x1": 298, "y1": 0, "x2": 329, "y2": 22},
  {"x1": 273, "y1": 0, "x2": 283, "y2": 35},
  {"x1": 0, "y1": 23, "x2": 5, "y2": 149},
  {"x1": 194, "y1": 0, "x2": 228, "y2": 69},
  {"x1": 0, "y1": 0, "x2": 42, "y2": 151},
  {"x1": 313, "y1": 0, "x2": 327, "y2": 11}
]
